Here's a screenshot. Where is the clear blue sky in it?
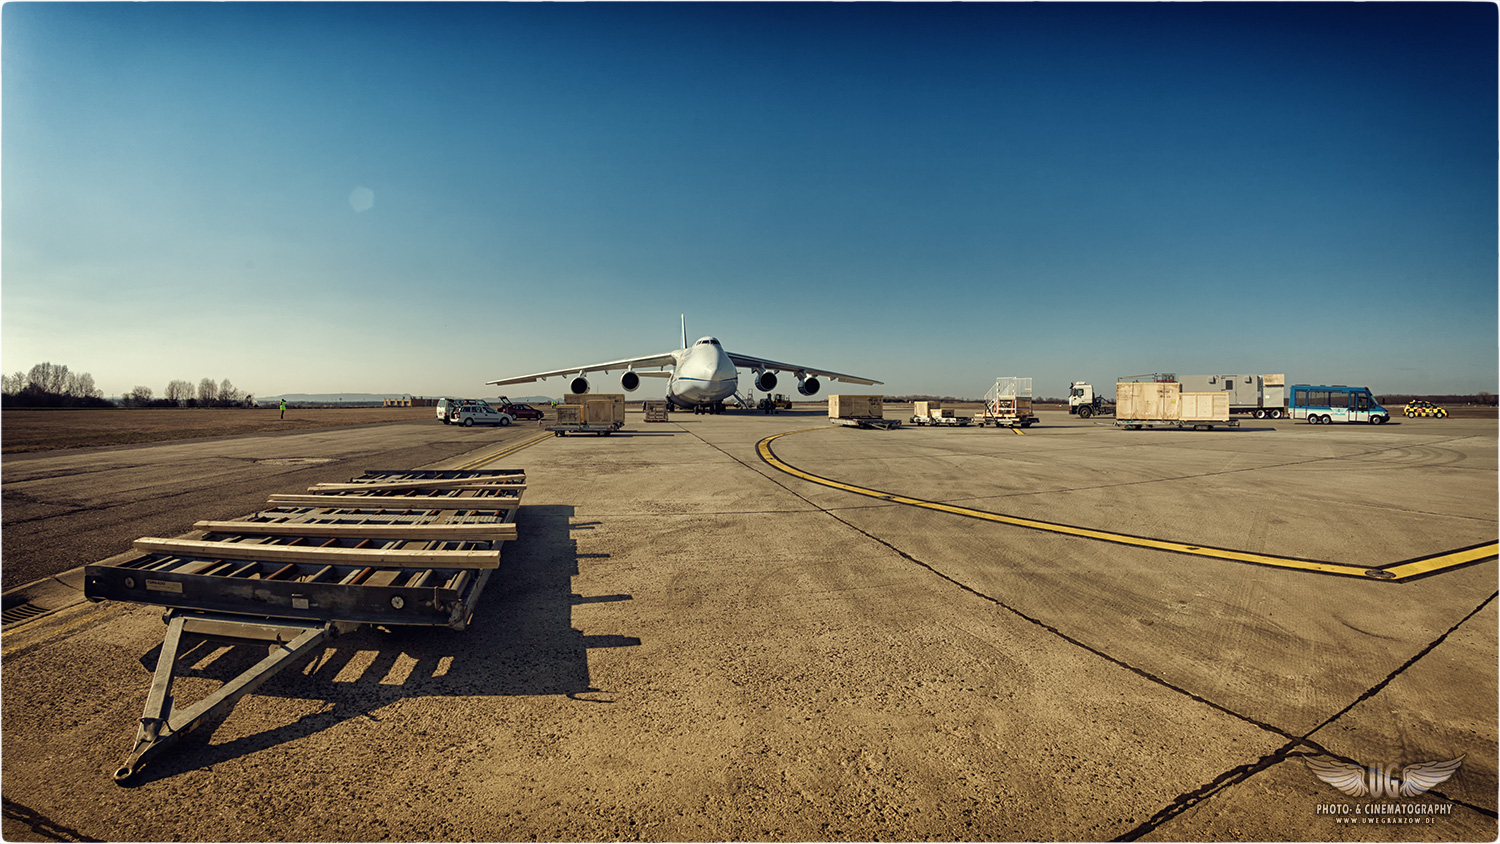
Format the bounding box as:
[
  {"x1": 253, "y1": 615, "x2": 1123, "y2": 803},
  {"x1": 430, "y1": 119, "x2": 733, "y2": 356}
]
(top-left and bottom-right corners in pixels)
[{"x1": 4, "y1": 2, "x2": 1495, "y2": 400}]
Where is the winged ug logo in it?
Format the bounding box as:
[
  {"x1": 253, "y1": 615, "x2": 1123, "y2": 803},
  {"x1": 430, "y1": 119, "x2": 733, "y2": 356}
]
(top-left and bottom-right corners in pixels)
[{"x1": 1304, "y1": 755, "x2": 1464, "y2": 799}]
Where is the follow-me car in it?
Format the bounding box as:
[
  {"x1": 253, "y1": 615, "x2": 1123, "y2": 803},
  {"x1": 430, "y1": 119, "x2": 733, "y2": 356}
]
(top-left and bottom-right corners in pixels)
[
  {"x1": 1404, "y1": 400, "x2": 1448, "y2": 418},
  {"x1": 486, "y1": 317, "x2": 882, "y2": 414}
]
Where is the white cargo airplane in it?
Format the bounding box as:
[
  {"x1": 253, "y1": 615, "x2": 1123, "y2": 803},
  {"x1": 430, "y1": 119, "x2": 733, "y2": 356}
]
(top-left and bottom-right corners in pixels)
[{"x1": 486, "y1": 317, "x2": 881, "y2": 413}]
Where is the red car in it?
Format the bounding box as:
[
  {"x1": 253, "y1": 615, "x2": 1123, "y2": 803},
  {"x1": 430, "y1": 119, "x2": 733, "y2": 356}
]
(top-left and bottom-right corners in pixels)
[{"x1": 505, "y1": 402, "x2": 544, "y2": 421}]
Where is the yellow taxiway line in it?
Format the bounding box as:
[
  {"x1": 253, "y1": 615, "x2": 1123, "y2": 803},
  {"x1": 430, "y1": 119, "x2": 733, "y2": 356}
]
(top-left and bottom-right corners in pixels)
[
  {"x1": 456, "y1": 429, "x2": 553, "y2": 472},
  {"x1": 757, "y1": 430, "x2": 1495, "y2": 582}
]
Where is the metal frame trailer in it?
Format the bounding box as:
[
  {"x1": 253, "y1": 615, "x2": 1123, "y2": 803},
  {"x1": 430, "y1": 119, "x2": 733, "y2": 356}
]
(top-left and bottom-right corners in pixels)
[
  {"x1": 830, "y1": 416, "x2": 902, "y2": 430},
  {"x1": 82, "y1": 468, "x2": 525, "y2": 784},
  {"x1": 545, "y1": 421, "x2": 624, "y2": 436},
  {"x1": 1114, "y1": 418, "x2": 1240, "y2": 431},
  {"x1": 910, "y1": 414, "x2": 969, "y2": 427}
]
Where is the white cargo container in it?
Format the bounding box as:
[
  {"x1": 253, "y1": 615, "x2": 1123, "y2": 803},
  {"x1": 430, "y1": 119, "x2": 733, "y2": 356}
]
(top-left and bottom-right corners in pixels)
[{"x1": 1174, "y1": 374, "x2": 1287, "y2": 418}]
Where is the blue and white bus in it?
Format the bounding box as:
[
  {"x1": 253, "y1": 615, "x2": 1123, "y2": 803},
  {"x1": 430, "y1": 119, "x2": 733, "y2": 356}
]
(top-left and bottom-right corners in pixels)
[{"x1": 1288, "y1": 385, "x2": 1390, "y2": 425}]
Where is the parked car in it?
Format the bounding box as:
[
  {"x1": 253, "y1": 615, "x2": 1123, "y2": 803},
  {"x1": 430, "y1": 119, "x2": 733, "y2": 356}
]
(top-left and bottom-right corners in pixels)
[
  {"x1": 506, "y1": 402, "x2": 544, "y2": 421},
  {"x1": 451, "y1": 403, "x2": 515, "y2": 427},
  {"x1": 1404, "y1": 400, "x2": 1448, "y2": 418},
  {"x1": 436, "y1": 397, "x2": 458, "y2": 424}
]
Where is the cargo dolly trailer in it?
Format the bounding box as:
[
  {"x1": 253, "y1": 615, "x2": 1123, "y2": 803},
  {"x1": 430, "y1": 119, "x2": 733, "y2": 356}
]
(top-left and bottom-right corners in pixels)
[
  {"x1": 546, "y1": 421, "x2": 624, "y2": 436},
  {"x1": 830, "y1": 395, "x2": 900, "y2": 429},
  {"x1": 83, "y1": 468, "x2": 525, "y2": 783},
  {"x1": 909, "y1": 401, "x2": 968, "y2": 427}
]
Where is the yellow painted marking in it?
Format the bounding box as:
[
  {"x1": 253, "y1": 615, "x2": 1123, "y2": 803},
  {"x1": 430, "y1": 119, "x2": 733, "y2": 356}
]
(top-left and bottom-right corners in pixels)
[
  {"x1": 757, "y1": 431, "x2": 1495, "y2": 581},
  {"x1": 457, "y1": 430, "x2": 552, "y2": 471}
]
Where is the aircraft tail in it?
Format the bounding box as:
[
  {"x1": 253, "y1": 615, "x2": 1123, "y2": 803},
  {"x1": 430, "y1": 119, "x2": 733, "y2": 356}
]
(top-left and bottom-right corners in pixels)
[{"x1": 681, "y1": 314, "x2": 687, "y2": 349}]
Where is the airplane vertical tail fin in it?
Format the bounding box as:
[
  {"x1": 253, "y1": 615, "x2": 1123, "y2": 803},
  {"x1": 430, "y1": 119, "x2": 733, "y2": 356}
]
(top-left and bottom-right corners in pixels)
[{"x1": 681, "y1": 314, "x2": 687, "y2": 349}]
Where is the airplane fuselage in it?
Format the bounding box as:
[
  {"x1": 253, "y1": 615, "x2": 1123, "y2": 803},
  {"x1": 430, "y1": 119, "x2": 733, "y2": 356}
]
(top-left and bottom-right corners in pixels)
[{"x1": 666, "y1": 338, "x2": 739, "y2": 409}]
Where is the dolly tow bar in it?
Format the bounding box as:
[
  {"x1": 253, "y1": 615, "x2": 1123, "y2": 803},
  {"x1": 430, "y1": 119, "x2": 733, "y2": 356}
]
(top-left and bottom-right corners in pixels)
[{"x1": 113, "y1": 612, "x2": 336, "y2": 784}]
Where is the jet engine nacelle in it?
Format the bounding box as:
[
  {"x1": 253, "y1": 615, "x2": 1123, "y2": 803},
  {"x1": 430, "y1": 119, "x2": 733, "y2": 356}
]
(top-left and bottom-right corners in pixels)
[
  {"x1": 570, "y1": 376, "x2": 591, "y2": 395},
  {"x1": 754, "y1": 371, "x2": 778, "y2": 392},
  {"x1": 621, "y1": 371, "x2": 640, "y2": 392},
  {"x1": 797, "y1": 376, "x2": 821, "y2": 397}
]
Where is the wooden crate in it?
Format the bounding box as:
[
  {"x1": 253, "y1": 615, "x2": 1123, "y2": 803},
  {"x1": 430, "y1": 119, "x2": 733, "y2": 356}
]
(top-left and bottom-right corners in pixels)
[
  {"x1": 565, "y1": 394, "x2": 625, "y2": 425},
  {"x1": 1178, "y1": 392, "x2": 1230, "y2": 422},
  {"x1": 829, "y1": 395, "x2": 884, "y2": 419},
  {"x1": 913, "y1": 401, "x2": 940, "y2": 417},
  {"x1": 1115, "y1": 382, "x2": 1178, "y2": 420},
  {"x1": 643, "y1": 401, "x2": 668, "y2": 422},
  {"x1": 555, "y1": 404, "x2": 582, "y2": 424},
  {"x1": 583, "y1": 398, "x2": 625, "y2": 426}
]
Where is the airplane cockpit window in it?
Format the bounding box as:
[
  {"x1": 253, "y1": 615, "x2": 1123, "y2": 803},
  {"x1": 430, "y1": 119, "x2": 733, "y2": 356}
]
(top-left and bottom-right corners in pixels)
[{"x1": 695, "y1": 337, "x2": 721, "y2": 346}]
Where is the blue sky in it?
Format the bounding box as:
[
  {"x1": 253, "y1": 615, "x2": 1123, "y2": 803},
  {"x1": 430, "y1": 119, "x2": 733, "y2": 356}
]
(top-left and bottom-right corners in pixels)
[{"x1": 4, "y1": 2, "x2": 1495, "y2": 400}]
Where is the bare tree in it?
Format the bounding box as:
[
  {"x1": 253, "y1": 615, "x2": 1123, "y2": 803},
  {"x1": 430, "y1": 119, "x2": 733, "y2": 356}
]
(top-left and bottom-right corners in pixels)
[
  {"x1": 166, "y1": 380, "x2": 194, "y2": 406},
  {"x1": 124, "y1": 386, "x2": 154, "y2": 407},
  {"x1": 65, "y1": 371, "x2": 101, "y2": 400},
  {"x1": 2, "y1": 372, "x2": 25, "y2": 395},
  {"x1": 28, "y1": 362, "x2": 69, "y2": 395},
  {"x1": 216, "y1": 378, "x2": 242, "y2": 406},
  {"x1": 198, "y1": 378, "x2": 217, "y2": 406}
]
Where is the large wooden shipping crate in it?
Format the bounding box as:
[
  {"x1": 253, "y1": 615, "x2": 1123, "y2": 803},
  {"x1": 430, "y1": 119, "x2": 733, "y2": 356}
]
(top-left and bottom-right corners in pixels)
[
  {"x1": 829, "y1": 395, "x2": 884, "y2": 419},
  {"x1": 566, "y1": 394, "x2": 625, "y2": 425},
  {"x1": 555, "y1": 405, "x2": 583, "y2": 424},
  {"x1": 643, "y1": 401, "x2": 669, "y2": 422},
  {"x1": 1177, "y1": 392, "x2": 1230, "y2": 422},
  {"x1": 1116, "y1": 382, "x2": 1229, "y2": 422},
  {"x1": 1115, "y1": 382, "x2": 1179, "y2": 420},
  {"x1": 913, "y1": 401, "x2": 939, "y2": 417}
]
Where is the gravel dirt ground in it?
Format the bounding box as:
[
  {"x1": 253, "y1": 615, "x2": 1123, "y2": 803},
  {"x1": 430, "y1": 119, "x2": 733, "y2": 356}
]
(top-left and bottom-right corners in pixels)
[{"x1": 1, "y1": 408, "x2": 1494, "y2": 841}]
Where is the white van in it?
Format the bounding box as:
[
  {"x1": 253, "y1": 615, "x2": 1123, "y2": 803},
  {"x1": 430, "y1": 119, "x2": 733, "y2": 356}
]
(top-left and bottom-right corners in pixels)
[
  {"x1": 450, "y1": 401, "x2": 515, "y2": 427},
  {"x1": 436, "y1": 397, "x2": 458, "y2": 424}
]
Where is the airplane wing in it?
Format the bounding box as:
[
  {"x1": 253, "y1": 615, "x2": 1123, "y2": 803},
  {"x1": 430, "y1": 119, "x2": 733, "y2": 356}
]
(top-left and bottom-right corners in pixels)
[
  {"x1": 485, "y1": 351, "x2": 680, "y2": 386},
  {"x1": 725, "y1": 351, "x2": 882, "y2": 386}
]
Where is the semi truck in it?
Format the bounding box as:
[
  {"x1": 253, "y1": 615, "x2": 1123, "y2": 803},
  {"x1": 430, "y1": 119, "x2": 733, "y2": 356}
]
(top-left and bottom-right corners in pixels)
[{"x1": 1068, "y1": 382, "x2": 1112, "y2": 418}]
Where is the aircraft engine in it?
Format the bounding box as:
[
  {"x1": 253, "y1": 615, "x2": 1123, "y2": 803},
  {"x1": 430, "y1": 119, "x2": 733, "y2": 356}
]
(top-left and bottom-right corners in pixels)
[
  {"x1": 570, "y1": 376, "x2": 591, "y2": 395},
  {"x1": 621, "y1": 371, "x2": 640, "y2": 392},
  {"x1": 797, "y1": 376, "x2": 821, "y2": 397},
  {"x1": 754, "y1": 371, "x2": 777, "y2": 392}
]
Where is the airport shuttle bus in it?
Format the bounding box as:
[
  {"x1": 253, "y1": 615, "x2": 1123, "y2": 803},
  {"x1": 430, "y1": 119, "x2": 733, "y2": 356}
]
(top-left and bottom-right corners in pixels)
[{"x1": 1288, "y1": 385, "x2": 1390, "y2": 425}]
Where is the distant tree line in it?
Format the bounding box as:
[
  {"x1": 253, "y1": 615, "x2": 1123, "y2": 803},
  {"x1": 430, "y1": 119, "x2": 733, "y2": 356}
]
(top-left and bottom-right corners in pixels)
[
  {"x1": 2, "y1": 363, "x2": 255, "y2": 409},
  {"x1": 1378, "y1": 392, "x2": 1496, "y2": 407}
]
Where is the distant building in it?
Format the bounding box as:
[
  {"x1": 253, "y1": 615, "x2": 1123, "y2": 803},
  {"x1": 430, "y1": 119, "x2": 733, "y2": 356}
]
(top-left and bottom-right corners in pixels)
[{"x1": 384, "y1": 396, "x2": 439, "y2": 407}]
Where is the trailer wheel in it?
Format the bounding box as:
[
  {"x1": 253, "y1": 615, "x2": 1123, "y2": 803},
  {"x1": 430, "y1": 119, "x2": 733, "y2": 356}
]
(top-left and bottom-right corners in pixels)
[{"x1": 1253, "y1": 409, "x2": 1265, "y2": 419}]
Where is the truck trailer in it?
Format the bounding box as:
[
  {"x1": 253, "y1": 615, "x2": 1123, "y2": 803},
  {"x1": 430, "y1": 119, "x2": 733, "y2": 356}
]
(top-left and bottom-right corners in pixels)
[{"x1": 1174, "y1": 374, "x2": 1287, "y2": 418}]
